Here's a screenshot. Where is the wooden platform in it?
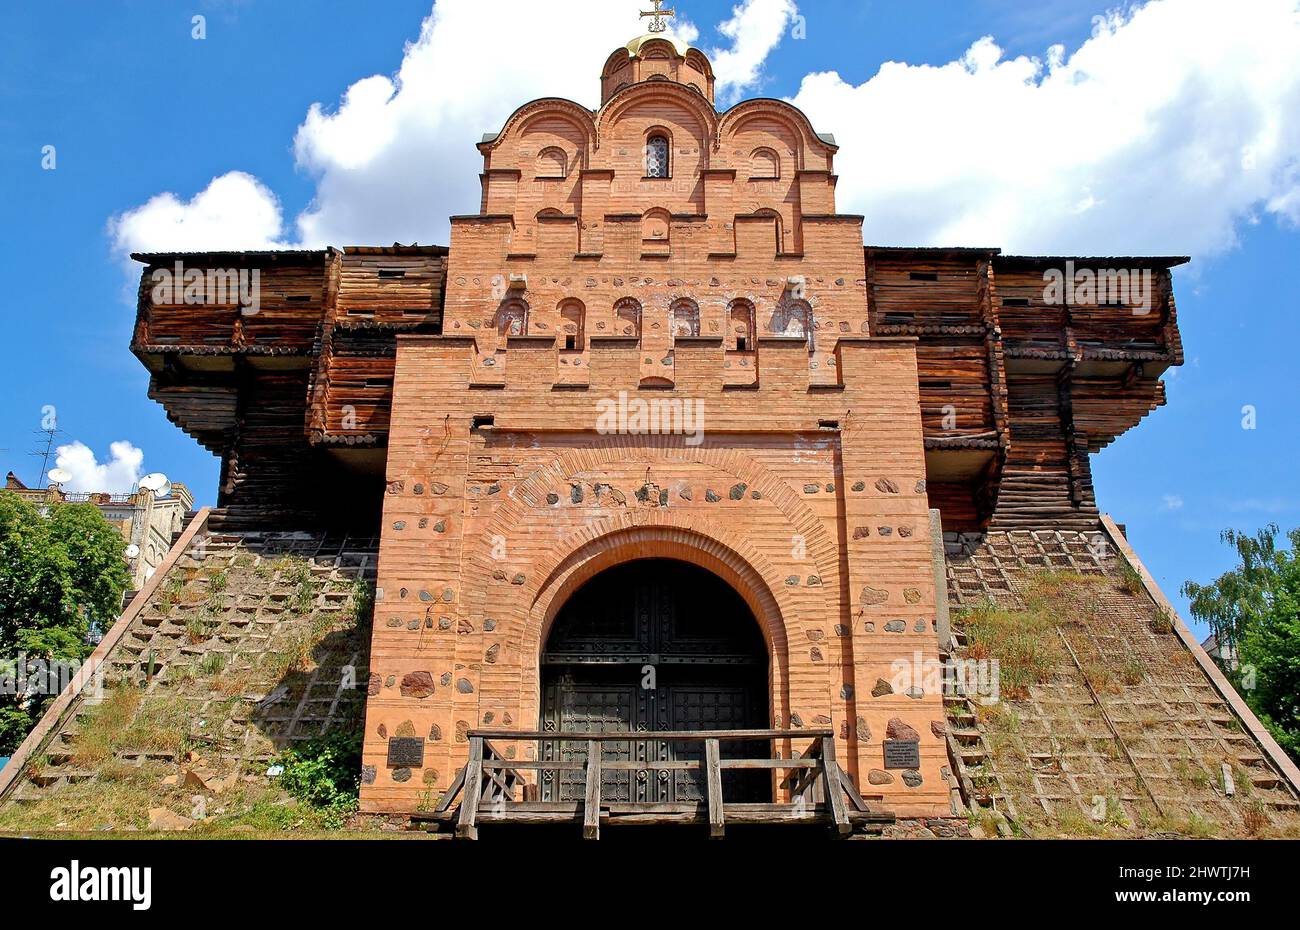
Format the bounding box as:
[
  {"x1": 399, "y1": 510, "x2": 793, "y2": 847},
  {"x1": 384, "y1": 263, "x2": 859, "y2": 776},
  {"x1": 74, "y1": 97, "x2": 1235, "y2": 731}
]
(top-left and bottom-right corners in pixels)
[{"x1": 421, "y1": 729, "x2": 895, "y2": 840}]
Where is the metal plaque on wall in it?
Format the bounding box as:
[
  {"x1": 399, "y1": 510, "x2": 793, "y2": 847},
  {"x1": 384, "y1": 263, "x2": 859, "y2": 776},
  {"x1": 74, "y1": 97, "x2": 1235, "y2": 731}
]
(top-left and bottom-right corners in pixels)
[
  {"x1": 387, "y1": 737, "x2": 425, "y2": 769},
  {"x1": 883, "y1": 739, "x2": 920, "y2": 770}
]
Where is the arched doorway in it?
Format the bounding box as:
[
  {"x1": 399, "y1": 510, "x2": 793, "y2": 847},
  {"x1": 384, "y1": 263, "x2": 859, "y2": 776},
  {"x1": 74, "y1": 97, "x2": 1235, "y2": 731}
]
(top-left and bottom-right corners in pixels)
[{"x1": 539, "y1": 558, "x2": 770, "y2": 803}]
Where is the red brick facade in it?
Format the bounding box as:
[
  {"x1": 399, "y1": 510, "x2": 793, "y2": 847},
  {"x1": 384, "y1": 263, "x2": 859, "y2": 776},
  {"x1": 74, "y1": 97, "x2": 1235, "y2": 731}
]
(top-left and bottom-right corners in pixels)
[{"x1": 360, "y1": 35, "x2": 949, "y2": 817}]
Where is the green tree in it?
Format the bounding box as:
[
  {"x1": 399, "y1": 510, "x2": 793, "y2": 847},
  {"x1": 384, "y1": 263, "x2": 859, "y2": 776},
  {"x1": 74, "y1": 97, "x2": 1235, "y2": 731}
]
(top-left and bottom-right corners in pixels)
[
  {"x1": 0, "y1": 490, "x2": 128, "y2": 754},
  {"x1": 1183, "y1": 524, "x2": 1300, "y2": 761}
]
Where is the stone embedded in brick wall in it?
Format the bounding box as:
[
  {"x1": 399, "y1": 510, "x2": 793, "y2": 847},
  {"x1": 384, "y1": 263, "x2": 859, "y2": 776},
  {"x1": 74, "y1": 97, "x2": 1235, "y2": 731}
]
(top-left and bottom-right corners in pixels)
[
  {"x1": 902, "y1": 770, "x2": 923, "y2": 788},
  {"x1": 903, "y1": 588, "x2": 922, "y2": 603},
  {"x1": 872, "y1": 678, "x2": 893, "y2": 697},
  {"x1": 931, "y1": 721, "x2": 946, "y2": 738},
  {"x1": 860, "y1": 586, "x2": 888, "y2": 605},
  {"x1": 400, "y1": 671, "x2": 436, "y2": 699},
  {"x1": 887, "y1": 718, "x2": 920, "y2": 741},
  {"x1": 875, "y1": 478, "x2": 900, "y2": 494},
  {"x1": 868, "y1": 769, "x2": 893, "y2": 785},
  {"x1": 884, "y1": 620, "x2": 905, "y2": 632}
]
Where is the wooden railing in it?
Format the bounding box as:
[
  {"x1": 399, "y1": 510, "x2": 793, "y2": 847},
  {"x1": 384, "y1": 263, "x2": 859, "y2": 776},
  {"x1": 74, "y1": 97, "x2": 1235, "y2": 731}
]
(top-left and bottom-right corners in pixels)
[{"x1": 429, "y1": 729, "x2": 888, "y2": 840}]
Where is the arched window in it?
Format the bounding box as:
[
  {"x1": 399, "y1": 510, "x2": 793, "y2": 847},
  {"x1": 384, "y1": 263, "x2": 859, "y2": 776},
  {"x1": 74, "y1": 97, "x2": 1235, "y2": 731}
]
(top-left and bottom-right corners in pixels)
[
  {"x1": 645, "y1": 135, "x2": 670, "y2": 178},
  {"x1": 750, "y1": 147, "x2": 780, "y2": 179},
  {"x1": 641, "y1": 208, "x2": 671, "y2": 245},
  {"x1": 495, "y1": 299, "x2": 528, "y2": 337},
  {"x1": 537, "y1": 147, "x2": 567, "y2": 178},
  {"x1": 559, "y1": 299, "x2": 586, "y2": 351},
  {"x1": 614, "y1": 298, "x2": 642, "y2": 337},
  {"x1": 671, "y1": 299, "x2": 701, "y2": 338},
  {"x1": 771, "y1": 298, "x2": 812, "y2": 346},
  {"x1": 728, "y1": 299, "x2": 757, "y2": 352}
]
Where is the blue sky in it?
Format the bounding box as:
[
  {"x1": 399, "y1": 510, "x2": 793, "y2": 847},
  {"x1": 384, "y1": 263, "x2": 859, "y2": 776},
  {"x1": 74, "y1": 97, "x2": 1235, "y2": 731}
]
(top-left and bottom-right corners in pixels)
[{"x1": 1, "y1": 0, "x2": 1298, "y2": 635}]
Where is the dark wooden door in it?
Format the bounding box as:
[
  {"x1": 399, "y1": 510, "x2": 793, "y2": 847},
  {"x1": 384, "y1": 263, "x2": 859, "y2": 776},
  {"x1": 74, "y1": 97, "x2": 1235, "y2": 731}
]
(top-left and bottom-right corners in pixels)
[{"x1": 540, "y1": 560, "x2": 769, "y2": 802}]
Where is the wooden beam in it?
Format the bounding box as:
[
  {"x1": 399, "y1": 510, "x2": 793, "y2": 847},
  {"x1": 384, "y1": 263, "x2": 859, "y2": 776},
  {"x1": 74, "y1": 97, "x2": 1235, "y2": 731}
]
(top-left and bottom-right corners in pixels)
[
  {"x1": 705, "y1": 738, "x2": 725, "y2": 839},
  {"x1": 433, "y1": 765, "x2": 467, "y2": 813},
  {"x1": 583, "y1": 739, "x2": 601, "y2": 841},
  {"x1": 820, "y1": 736, "x2": 851, "y2": 836},
  {"x1": 456, "y1": 736, "x2": 484, "y2": 840}
]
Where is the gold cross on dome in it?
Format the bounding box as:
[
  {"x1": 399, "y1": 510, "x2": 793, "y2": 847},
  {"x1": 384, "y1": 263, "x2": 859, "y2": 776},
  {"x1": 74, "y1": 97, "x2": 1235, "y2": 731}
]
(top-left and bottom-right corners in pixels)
[{"x1": 640, "y1": 0, "x2": 676, "y2": 34}]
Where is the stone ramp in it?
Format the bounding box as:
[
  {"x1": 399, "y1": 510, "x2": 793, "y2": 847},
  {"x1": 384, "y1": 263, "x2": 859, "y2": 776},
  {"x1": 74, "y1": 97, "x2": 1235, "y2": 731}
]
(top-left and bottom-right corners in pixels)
[
  {"x1": 0, "y1": 520, "x2": 378, "y2": 831},
  {"x1": 942, "y1": 525, "x2": 1300, "y2": 837}
]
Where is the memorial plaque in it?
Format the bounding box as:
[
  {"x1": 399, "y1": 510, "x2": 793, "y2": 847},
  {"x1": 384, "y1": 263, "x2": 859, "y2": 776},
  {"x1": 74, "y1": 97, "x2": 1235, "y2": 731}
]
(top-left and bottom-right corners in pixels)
[
  {"x1": 882, "y1": 738, "x2": 920, "y2": 770},
  {"x1": 387, "y1": 736, "x2": 425, "y2": 768}
]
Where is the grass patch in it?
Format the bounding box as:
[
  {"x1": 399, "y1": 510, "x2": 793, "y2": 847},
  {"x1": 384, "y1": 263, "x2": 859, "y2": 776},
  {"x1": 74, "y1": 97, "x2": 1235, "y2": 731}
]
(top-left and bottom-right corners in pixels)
[
  {"x1": 1118, "y1": 558, "x2": 1144, "y2": 595},
  {"x1": 70, "y1": 687, "x2": 143, "y2": 767},
  {"x1": 961, "y1": 599, "x2": 1064, "y2": 700}
]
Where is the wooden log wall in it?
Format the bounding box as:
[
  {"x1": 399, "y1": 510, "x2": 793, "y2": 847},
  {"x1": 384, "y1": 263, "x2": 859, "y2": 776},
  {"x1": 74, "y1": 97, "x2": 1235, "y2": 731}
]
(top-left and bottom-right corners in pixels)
[
  {"x1": 133, "y1": 251, "x2": 330, "y2": 355},
  {"x1": 866, "y1": 250, "x2": 1005, "y2": 443},
  {"x1": 988, "y1": 374, "x2": 1099, "y2": 532},
  {"x1": 126, "y1": 247, "x2": 1183, "y2": 535},
  {"x1": 309, "y1": 248, "x2": 447, "y2": 446},
  {"x1": 214, "y1": 368, "x2": 385, "y2": 531}
]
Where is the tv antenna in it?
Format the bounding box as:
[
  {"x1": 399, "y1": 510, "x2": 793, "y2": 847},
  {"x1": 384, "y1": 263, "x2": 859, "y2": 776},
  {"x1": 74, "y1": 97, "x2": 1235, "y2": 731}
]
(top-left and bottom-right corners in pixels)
[{"x1": 29, "y1": 424, "x2": 65, "y2": 487}]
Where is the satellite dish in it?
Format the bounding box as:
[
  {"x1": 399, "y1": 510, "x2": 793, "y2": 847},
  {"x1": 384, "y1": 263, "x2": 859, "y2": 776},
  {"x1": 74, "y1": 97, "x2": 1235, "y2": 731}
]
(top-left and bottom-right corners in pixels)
[
  {"x1": 139, "y1": 473, "x2": 172, "y2": 498},
  {"x1": 48, "y1": 468, "x2": 72, "y2": 485},
  {"x1": 125, "y1": 544, "x2": 140, "y2": 559}
]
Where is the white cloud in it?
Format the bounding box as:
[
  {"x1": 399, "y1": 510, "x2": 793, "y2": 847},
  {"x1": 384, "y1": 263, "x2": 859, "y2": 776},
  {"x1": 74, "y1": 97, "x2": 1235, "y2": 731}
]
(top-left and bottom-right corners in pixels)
[
  {"x1": 108, "y1": 171, "x2": 286, "y2": 255},
  {"x1": 710, "y1": 0, "x2": 800, "y2": 105},
  {"x1": 1162, "y1": 494, "x2": 1185, "y2": 511},
  {"x1": 53, "y1": 441, "x2": 144, "y2": 494},
  {"x1": 791, "y1": 0, "x2": 1300, "y2": 256},
  {"x1": 109, "y1": 0, "x2": 794, "y2": 255},
  {"x1": 108, "y1": 0, "x2": 1300, "y2": 262}
]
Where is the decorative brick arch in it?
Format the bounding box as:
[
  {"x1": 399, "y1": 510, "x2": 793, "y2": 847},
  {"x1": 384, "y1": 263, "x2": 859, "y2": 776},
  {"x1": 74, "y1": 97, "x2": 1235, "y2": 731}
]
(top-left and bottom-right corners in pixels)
[
  {"x1": 513, "y1": 518, "x2": 800, "y2": 735},
  {"x1": 456, "y1": 440, "x2": 844, "y2": 735}
]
